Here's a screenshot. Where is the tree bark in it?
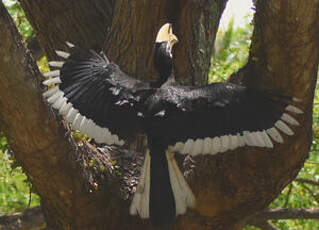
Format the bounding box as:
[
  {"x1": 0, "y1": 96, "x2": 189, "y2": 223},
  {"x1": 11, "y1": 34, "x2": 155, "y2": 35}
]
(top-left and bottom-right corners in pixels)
[
  {"x1": 0, "y1": 4, "x2": 115, "y2": 229},
  {"x1": 105, "y1": 0, "x2": 226, "y2": 85},
  {"x1": 0, "y1": 207, "x2": 45, "y2": 230},
  {"x1": 0, "y1": 0, "x2": 318, "y2": 229}
]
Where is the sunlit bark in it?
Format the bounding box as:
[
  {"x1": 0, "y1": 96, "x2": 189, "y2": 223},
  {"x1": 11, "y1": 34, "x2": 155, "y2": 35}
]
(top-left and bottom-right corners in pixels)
[{"x1": 0, "y1": 0, "x2": 318, "y2": 229}]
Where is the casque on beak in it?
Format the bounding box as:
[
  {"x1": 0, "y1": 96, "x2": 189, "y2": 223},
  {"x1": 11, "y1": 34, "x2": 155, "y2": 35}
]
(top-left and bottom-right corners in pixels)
[{"x1": 156, "y1": 23, "x2": 178, "y2": 48}]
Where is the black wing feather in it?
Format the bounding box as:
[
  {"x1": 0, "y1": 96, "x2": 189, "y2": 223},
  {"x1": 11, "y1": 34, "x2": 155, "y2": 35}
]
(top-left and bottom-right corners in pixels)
[
  {"x1": 43, "y1": 45, "x2": 302, "y2": 151},
  {"x1": 144, "y1": 82, "x2": 302, "y2": 154},
  {"x1": 43, "y1": 46, "x2": 152, "y2": 144}
]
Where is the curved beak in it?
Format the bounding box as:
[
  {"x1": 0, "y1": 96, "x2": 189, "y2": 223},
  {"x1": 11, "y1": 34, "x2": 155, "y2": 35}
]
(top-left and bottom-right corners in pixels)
[{"x1": 156, "y1": 23, "x2": 178, "y2": 48}]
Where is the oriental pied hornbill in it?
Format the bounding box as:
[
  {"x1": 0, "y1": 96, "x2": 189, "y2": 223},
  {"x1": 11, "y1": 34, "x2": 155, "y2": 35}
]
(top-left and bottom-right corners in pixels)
[{"x1": 43, "y1": 23, "x2": 303, "y2": 225}]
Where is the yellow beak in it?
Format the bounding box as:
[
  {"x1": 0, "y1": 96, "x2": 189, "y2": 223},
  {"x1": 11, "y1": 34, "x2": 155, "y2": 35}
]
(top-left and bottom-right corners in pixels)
[{"x1": 156, "y1": 23, "x2": 178, "y2": 48}]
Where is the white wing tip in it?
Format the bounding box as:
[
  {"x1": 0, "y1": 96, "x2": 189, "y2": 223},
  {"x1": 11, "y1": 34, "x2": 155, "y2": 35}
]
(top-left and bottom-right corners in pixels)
[
  {"x1": 66, "y1": 41, "x2": 75, "y2": 48},
  {"x1": 49, "y1": 61, "x2": 64, "y2": 68},
  {"x1": 118, "y1": 139, "x2": 125, "y2": 146},
  {"x1": 266, "y1": 127, "x2": 284, "y2": 143},
  {"x1": 293, "y1": 97, "x2": 302, "y2": 102},
  {"x1": 275, "y1": 120, "x2": 294, "y2": 136},
  {"x1": 42, "y1": 86, "x2": 59, "y2": 98},
  {"x1": 43, "y1": 70, "x2": 60, "y2": 78},
  {"x1": 281, "y1": 113, "x2": 300, "y2": 126},
  {"x1": 43, "y1": 77, "x2": 62, "y2": 86},
  {"x1": 286, "y1": 105, "x2": 303, "y2": 114},
  {"x1": 55, "y1": 50, "x2": 70, "y2": 59}
]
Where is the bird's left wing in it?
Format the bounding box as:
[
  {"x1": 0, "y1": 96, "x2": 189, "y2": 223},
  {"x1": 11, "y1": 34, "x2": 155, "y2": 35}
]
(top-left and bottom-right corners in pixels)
[
  {"x1": 43, "y1": 43, "x2": 152, "y2": 145},
  {"x1": 145, "y1": 82, "x2": 303, "y2": 155}
]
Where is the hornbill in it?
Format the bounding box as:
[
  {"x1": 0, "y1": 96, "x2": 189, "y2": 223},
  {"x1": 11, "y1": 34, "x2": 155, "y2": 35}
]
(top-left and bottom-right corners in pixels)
[{"x1": 42, "y1": 23, "x2": 303, "y2": 225}]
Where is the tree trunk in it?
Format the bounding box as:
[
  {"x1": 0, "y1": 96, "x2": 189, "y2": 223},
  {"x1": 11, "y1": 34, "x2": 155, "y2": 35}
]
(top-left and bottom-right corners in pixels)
[{"x1": 0, "y1": 0, "x2": 318, "y2": 229}]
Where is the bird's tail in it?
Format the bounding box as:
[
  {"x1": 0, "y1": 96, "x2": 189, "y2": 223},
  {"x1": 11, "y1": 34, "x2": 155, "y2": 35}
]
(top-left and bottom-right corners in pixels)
[
  {"x1": 166, "y1": 151, "x2": 196, "y2": 215},
  {"x1": 129, "y1": 149, "x2": 195, "y2": 224},
  {"x1": 129, "y1": 151, "x2": 151, "y2": 219}
]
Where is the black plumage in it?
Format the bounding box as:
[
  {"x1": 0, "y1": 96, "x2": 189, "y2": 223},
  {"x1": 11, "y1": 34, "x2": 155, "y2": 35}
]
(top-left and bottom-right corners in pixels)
[
  {"x1": 43, "y1": 23, "x2": 303, "y2": 225},
  {"x1": 148, "y1": 140, "x2": 176, "y2": 225},
  {"x1": 153, "y1": 42, "x2": 173, "y2": 86},
  {"x1": 144, "y1": 84, "x2": 290, "y2": 145},
  {"x1": 59, "y1": 46, "x2": 152, "y2": 141}
]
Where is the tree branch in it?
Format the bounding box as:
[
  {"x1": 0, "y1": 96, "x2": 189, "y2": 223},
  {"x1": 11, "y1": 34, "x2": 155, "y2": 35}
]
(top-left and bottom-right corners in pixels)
[
  {"x1": 249, "y1": 220, "x2": 280, "y2": 230},
  {"x1": 295, "y1": 178, "x2": 319, "y2": 186},
  {"x1": 2, "y1": 0, "x2": 319, "y2": 229},
  {"x1": 5, "y1": 206, "x2": 319, "y2": 230},
  {"x1": 299, "y1": 183, "x2": 319, "y2": 203},
  {"x1": 253, "y1": 208, "x2": 319, "y2": 221},
  {"x1": 247, "y1": 208, "x2": 319, "y2": 229},
  {"x1": 0, "y1": 3, "x2": 120, "y2": 229},
  {"x1": 0, "y1": 0, "x2": 75, "y2": 199},
  {"x1": 306, "y1": 161, "x2": 319, "y2": 165},
  {"x1": 283, "y1": 183, "x2": 293, "y2": 207},
  {"x1": 0, "y1": 206, "x2": 45, "y2": 230}
]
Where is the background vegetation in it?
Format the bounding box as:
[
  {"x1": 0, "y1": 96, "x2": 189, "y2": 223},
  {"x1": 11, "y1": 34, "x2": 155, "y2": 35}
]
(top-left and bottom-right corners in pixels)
[{"x1": 1, "y1": 1, "x2": 318, "y2": 229}]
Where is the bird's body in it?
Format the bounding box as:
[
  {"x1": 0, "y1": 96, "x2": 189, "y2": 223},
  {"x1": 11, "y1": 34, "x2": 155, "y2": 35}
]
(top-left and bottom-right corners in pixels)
[{"x1": 43, "y1": 24, "x2": 303, "y2": 225}]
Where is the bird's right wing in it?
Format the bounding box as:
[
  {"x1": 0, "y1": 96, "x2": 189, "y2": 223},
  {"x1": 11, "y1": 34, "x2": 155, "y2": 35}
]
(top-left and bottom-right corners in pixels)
[
  {"x1": 146, "y1": 82, "x2": 303, "y2": 155},
  {"x1": 43, "y1": 43, "x2": 153, "y2": 145}
]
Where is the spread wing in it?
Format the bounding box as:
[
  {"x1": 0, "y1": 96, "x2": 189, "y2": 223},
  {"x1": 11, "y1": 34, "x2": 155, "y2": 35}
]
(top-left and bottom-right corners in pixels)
[
  {"x1": 43, "y1": 43, "x2": 152, "y2": 145},
  {"x1": 145, "y1": 82, "x2": 303, "y2": 155}
]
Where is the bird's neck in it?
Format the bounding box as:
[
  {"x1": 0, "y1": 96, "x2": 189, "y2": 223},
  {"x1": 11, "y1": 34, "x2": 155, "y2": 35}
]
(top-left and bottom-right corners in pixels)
[{"x1": 153, "y1": 42, "x2": 175, "y2": 87}]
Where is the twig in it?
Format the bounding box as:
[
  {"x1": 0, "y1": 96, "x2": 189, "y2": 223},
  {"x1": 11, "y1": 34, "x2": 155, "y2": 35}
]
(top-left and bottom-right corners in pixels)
[
  {"x1": 253, "y1": 208, "x2": 319, "y2": 220},
  {"x1": 305, "y1": 161, "x2": 319, "y2": 165},
  {"x1": 295, "y1": 178, "x2": 319, "y2": 186},
  {"x1": 299, "y1": 183, "x2": 319, "y2": 203},
  {"x1": 283, "y1": 183, "x2": 293, "y2": 207},
  {"x1": 27, "y1": 185, "x2": 32, "y2": 208},
  {"x1": 249, "y1": 220, "x2": 280, "y2": 230}
]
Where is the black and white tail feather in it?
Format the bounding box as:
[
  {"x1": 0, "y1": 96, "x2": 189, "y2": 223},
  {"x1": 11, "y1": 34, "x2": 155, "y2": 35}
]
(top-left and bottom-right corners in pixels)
[
  {"x1": 42, "y1": 40, "x2": 303, "y2": 225},
  {"x1": 42, "y1": 42, "x2": 196, "y2": 223},
  {"x1": 129, "y1": 150, "x2": 195, "y2": 219}
]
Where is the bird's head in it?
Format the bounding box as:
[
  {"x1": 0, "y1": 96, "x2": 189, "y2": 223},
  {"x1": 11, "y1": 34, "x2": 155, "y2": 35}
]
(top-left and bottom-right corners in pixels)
[
  {"x1": 155, "y1": 23, "x2": 178, "y2": 57},
  {"x1": 154, "y1": 23, "x2": 178, "y2": 85}
]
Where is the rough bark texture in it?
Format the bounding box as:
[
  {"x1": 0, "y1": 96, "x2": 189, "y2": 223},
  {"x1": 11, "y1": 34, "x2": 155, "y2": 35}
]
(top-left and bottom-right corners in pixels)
[
  {"x1": 20, "y1": 0, "x2": 114, "y2": 58},
  {"x1": 105, "y1": 0, "x2": 226, "y2": 85},
  {"x1": 0, "y1": 0, "x2": 318, "y2": 229},
  {"x1": 0, "y1": 206, "x2": 45, "y2": 230}
]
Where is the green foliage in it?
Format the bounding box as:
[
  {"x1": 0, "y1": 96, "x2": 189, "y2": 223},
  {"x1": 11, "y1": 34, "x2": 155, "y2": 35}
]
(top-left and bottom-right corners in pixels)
[
  {"x1": 3, "y1": 0, "x2": 33, "y2": 39},
  {"x1": 37, "y1": 56, "x2": 50, "y2": 73},
  {"x1": 0, "y1": 132, "x2": 8, "y2": 153},
  {"x1": 209, "y1": 17, "x2": 253, "y2": 82},
  {"x1": 0, "y1": 3, "x2": 318, "y2": 230},
  {"x1": 265, "y1": 89, "x2": 319, "y2": 230},
  {"x1": 0, "y1": 141, "x2": 40, "y2": 215},
  {"x1": 213, "y1": 15, "x2": 319, "y2": 230},
  {"x1": 0, "y1": 0, "x2": 38, "y2": 212}
]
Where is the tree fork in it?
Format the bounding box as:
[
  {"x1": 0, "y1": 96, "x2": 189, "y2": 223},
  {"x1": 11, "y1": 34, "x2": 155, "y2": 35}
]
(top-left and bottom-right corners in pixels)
[
  {"x1": 0, "y1": 0, "x2": 318, "y2": 229},
  {"x1": 0, "y1": 3, "x2": 146, "y2": 230}
]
